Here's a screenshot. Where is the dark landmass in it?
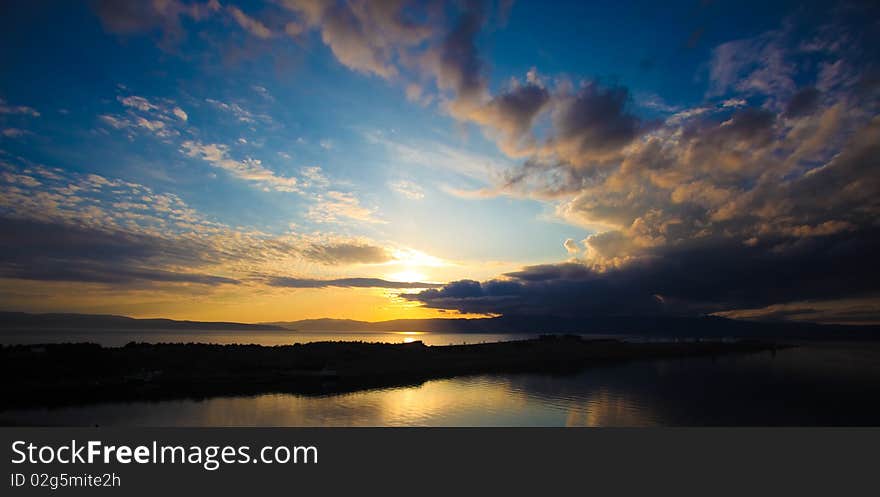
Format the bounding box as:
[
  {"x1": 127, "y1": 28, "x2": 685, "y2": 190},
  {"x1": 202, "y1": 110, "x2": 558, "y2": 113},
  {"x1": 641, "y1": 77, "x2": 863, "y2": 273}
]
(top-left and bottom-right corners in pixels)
[
  {"x1": 3, "y1": 311, "x2": 879, "y2": 340},
  {"x1": 0, "y1": 336, "x2": 783, "y2": 409},
  {"x1": 269, "y1": 315, "x2": 880, "y2": 340},
  {"x1": 0, "y1": 312, "x2": 283, "y2": 331}
]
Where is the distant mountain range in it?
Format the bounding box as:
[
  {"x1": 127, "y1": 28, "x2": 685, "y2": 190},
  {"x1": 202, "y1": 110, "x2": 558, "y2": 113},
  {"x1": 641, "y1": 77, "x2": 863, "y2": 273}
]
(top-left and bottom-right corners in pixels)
[
  {"x1": 0, "y1": 312, "x2": 283, "y2": 331},
  {"x1": 2, "y1": 311, "x2": 879, "y2": 340},
  {"x1": 267, "y1": 314, "x2": 880, "y2": 340}
]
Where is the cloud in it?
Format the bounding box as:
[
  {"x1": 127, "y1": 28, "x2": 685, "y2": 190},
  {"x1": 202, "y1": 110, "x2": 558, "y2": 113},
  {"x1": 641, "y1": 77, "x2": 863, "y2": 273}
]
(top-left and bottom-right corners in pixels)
[
  {"x1": 389, "y1": 179, "x2": 424, "y2": 199},
  {"x1": 451, "y1": 76, "x2": 551, "y2": 157},
  {"x1": 251, "y1": 85, "x2": 274, "y2": 101},
  {"x1": 404, "y1": 263, "x2": 665, "y2": 317},
  {"x1": 636, "y1": 92, "x2": 681, "y2": 113},
  {"x1": 276, "y1": 0, "x2": 514, "y2": 151},
  {"x1": 708, "y1": 27, "x2": 796, "y2": 98},
  {"x1": 92, "y1": 0, "x2": 220, "y2": 47},
  {"x1": 816, "y1": 59, "x2": 854, "y2": 92},
  {"x1": 408, "y1": 217, "x2": 880, "y2": 318},
  {"x1": 544, "y1": 82, "x2": 641, "y2": 165},
  {"x1": 300, "y1": 166, "x2": 329, "y2": 188},
  {"x1": 204, "y1": 98, "x2": 272, "y2": 124},
  {"x1": 363, "y1": 129, "x2": 514, "y2": 183},
  {"x1": 0, "y1": 98, "x2": 40, "y2": 117},
  {"x1": 409, "y1": 105, "x2": 880, "y2": 318},
  {"x1": 99, "y1": 94, "x2": 189, "y2": 139},
  {"x1": 80, "y1": 2, "x2": 880, "y2": 322},
  {"x1": 181, "y1": 140, "x2": 301, "y2": 192},
  {"x1": 404, "y1": 14, "x2": 880, "y2": 322},
  {"x1": 280, "y1": 0, "x2": 433, "y2": 79},
  {"x1": 266, "y1": 276, "x2": 441, "y2": 289},
  {"x1": 563, "y1": 238, "x2": 579, "y2": 255},
  {"x1": 118, "y1": 95, "x2": 159, "y2": 112},
  {"x1": 714, "y1": 298, "x2": 880, "y2": 325},
  {"x1": 0, "y1": 161, "x2": 426, "y2": 293},
  {"x1": 180, "y1": 138, "x2": 382, "y2": 225},
  {"x1": 420, "y1": 0, "x2": 487, "y2": 102},
  {"x1": 305, "y1": 191, "x2": 384, "y2": 224},
  {"x1": 0, "y1": 214, "x2": 238, "y2": 286},
  {"x1": 1, "y1": 129, "x2": 30, "y2": 138},
  {"x1": 301, "y1": 241, "x2": 393, "y2": 265},
  {"x1": 228, "y1": 5, "x2": 273, "y2": 39}
]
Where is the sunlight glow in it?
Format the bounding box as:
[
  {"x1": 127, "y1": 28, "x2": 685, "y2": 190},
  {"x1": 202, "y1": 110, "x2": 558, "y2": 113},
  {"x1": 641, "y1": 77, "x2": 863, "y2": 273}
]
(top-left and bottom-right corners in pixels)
[
  {"x1": 390, "y1": 249, "x2": 446, "y2": 268},
  {"x1": 387, "y1": 270, "x2": 428, "y2": 282}
]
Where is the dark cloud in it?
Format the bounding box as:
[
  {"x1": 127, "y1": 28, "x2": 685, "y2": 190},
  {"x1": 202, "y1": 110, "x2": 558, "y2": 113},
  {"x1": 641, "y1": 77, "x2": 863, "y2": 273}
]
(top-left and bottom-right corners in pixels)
[
  {"x1": 721, "y1": 301, "x2": 880, "y2": 325},
  {"x1": 683, "y1": 106, "x2": 776, "y2": 145},
  {"x1": 301, "y1": 241, "x2": 393, "y2": 265},
  {"x1": 266, "y1": 277, "x2": 442, "y2": 289},
  {"x1": 92, "y1": 0, "x2": 219, "y2": 47},
  {"x1": 412, "y1": 110, "x2": 880, "y2": 319},
  {"x1": 408, "y1": 227, "x2": 880, "y2": 317},
  {"x1": 433, "y1": 0, "x2": 487, "y2": 101},
  {"x1": 278, "y1": 0, "x2": 435, "y2": 80},
  {"x1": 317, "y1": 0, "x2": 432, "y2": 79},
  {"x1": 406, "y1": 263, "x2": 665, "y2": 317},
  {"x1": 550, "y1": 83, "x2": 642, "y2": 163},
  {"x1": 784, "y1": 87, "x2": 821, "y2": 118},
  {"x1": 0, "y1": 216, "x2": 238, "y2": 286},
  {"x1": 454, "y1": 80, "x2": 551, "y2": 156},
  {"x1": 487, "y1": 83, "x2": 551, "y2": 135},
  {"x1": 3, "y1": 261, "x2": 240, "y2": 286}
]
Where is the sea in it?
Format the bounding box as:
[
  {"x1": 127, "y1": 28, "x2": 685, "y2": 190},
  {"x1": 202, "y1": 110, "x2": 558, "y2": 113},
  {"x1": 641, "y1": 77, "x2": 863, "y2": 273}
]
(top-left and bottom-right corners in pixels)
[{"x1": 2, "y1": 329, "x2": 879, "y2": 426}]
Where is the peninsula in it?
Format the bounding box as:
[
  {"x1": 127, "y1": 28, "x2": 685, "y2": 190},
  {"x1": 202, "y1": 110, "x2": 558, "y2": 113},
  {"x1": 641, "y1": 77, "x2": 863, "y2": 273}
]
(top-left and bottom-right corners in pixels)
[{"x1": 1, "y1": 335, "x2": 782, "y2": 409}]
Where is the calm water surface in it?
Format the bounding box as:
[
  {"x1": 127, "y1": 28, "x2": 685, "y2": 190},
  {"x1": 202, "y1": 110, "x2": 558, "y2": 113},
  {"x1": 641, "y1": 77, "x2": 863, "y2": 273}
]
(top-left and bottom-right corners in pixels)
[
  {"x1": 2, "y1": 340, "x2": 879, "y2": 426},
  {"x1": 0, "y1": 329, "x2": 540, "y2": 347}
]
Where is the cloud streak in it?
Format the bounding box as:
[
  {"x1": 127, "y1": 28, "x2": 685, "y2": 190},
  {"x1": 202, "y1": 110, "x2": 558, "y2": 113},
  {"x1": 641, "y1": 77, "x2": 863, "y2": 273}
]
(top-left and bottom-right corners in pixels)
[{"x1": 266, "y1": 277, "x2": 442, "y2": 289}]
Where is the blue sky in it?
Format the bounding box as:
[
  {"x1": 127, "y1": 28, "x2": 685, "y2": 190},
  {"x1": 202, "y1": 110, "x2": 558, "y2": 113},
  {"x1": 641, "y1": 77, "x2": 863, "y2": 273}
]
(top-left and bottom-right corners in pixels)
[
  {"x1": 2, "y1": 1, "x2": 578, "y2": 259},
  {"x1": 1, "y1": 1, "x2": 878, "y2": 322}
]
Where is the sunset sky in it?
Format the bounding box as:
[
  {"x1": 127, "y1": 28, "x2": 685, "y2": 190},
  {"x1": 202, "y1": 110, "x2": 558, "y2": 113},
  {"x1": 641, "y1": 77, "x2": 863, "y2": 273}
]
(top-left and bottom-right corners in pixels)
[{"x1": 1, "y1": 0, "x2": 878, "y2": 323}]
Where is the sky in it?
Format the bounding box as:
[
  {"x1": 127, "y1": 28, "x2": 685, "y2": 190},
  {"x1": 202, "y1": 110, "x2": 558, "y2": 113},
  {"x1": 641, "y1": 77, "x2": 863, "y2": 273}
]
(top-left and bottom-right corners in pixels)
[{"x1": 0, "y1": 0, "x2": 878, "y2": 324}]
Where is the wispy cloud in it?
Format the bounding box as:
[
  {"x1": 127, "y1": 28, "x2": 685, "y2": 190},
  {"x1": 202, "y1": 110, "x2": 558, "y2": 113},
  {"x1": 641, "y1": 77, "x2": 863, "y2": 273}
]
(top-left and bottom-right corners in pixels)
[
  {"x1": 251, "y1": 85, "x2": 273, "y2": 101},
  {"x1": 99, "y1": 94, "x2": 188, "y2": 139},
  {"x1": 0, "y1": 98, "x2": 40, "y2": 117},
  {"x1": 228, "y1": 5, "x2": 272, "y2": 39},
  {"x1": 1, "y1": 128, "x2": 31, "y2": 138},
  {"x1": 180, "y1": 140, "x2": 301, "y2": 192},
  {"x1": 205, "y1": 98, "x2": 273, "y2": 125},
  {"x1": 306, "y1": 191, "x2": 384, "y2": 224},
  {"x1": 363, "y1": 129, "x2": 513, "y2": 184},
  {"x1": 92, "y1": 0, "x2": 220, "y2": 49},
  {"x1": 266, "y1": 277, "x2": 442, "y2": 289},
  {"x1": 389, "y1": 179, "x2": 425, "y2": 200}
]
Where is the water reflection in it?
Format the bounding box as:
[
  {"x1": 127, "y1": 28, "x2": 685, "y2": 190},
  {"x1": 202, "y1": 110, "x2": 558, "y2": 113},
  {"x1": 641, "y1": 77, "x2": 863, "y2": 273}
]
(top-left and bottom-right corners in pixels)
[
  {"x1": 564, "y1": 389, "x2": 658, "y2": 427},
  {"x1": 2, "y1": 343, "x2": 879, "y2": 426},
  {"x1": 0, "y1": 330, "x2": 534, "y2": 347}
]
